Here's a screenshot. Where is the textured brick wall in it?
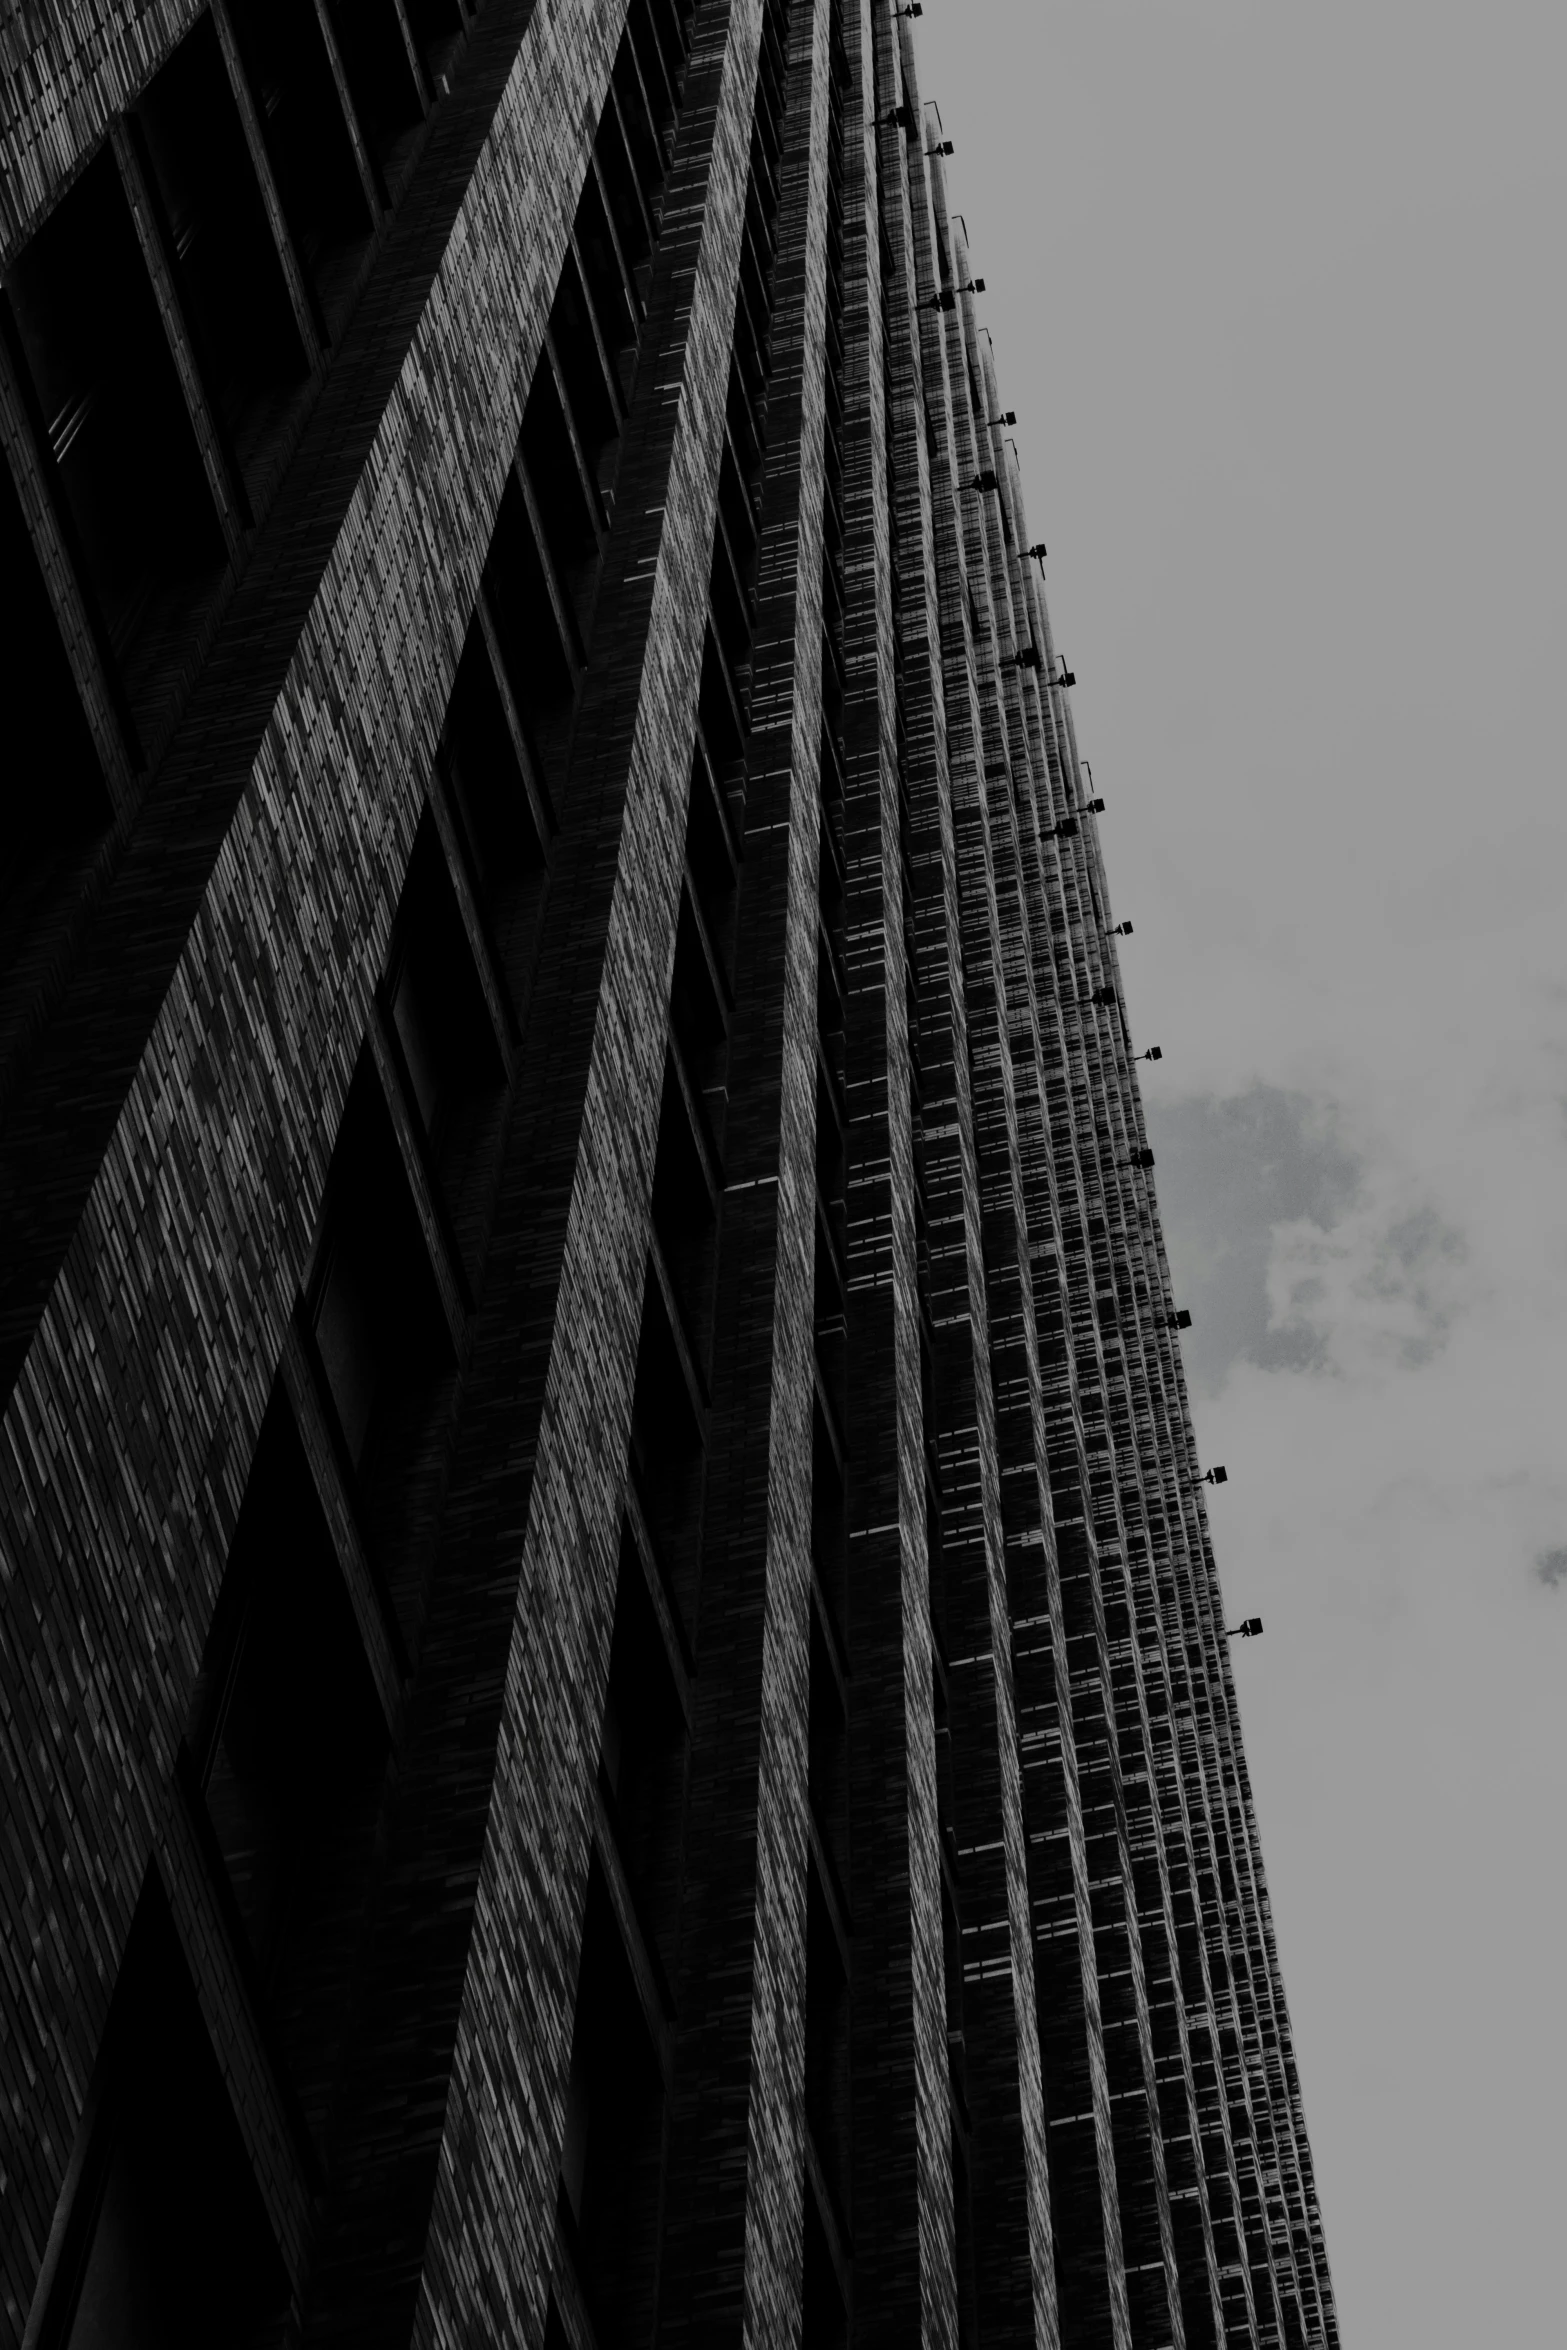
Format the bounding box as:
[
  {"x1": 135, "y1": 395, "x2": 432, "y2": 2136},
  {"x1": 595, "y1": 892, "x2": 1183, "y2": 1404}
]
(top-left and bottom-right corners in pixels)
[
  {"x1": 980, "y1": 346, "x2": 1233, "y2": 2350},
  {"x1": 653, "y1": 1, "x2": 830, "y2": 2337},
  {"x1": 876, "y1": 17, "x2": 1058, "y2": 2342},
  {"x1": 927, "y1": 189, "x2": 1182, "y2": 2350},
  {"x1": 0, "y1": 0, "x2": 631, "y2": 2331},
  {"x1": 838, "y1": 0, "x2": 957, "y2": 2334}
]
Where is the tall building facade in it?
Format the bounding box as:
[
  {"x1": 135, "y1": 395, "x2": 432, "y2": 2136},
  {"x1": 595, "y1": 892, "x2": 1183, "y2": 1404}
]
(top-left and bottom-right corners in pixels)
[{"x1": 0, "y1": 0, "x2": 1336, "y2": 2343}]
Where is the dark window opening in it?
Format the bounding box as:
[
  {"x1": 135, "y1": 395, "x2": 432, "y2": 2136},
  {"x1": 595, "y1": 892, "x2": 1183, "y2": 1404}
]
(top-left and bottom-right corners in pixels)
[
  {"x1": 669, "y1": 866, "x2": 730, "y2": 1149},
  {"x1": 307, "y1": 1058, "x2": 459, "y2": 1617},
  {"x1": 558, "y1": 1862, "x2": 666, "y2": 2344},
  {"x1": 716, "y1": 426, "x2": 759, "y2": 588},
  {"x1": 708, "y1": 508, "x2": 752, "y2": 685},
  {"x1": 186, "y1": 1394, "x2": 389, "y2": 2148},
  {"x1": 42, "y1": 1876, "x2": 290, "y2": 2350},
  {"x1": 804, "y1": 1860, "x2": 850, "y2": 2236},
  {"x1": 520, "y1": 365, "x2": 601, "y2": 623},
  {"x1": 729, "y1": 263, "x2": 765, "y2": 404},
  {"x1": 615, "y1": 29, "x2": 668, "y2": 195},
  {"x1": 725, "y1": 366, "x2": 764, "y2": 508},
  {"x1": 813, "y1": 1188, "x2": 845, "y2": 1336},
  {"x1": 402, "y1": 0, "x2": 466, "y2": 95},
  {"x1": 595, "y1": 113, "x2": 653, "y2": 299},
  {"x1": 573, "y1": 170, "x2": 639, "y2": 377},
  {"x1": 811, "y1": 1387, "x2": 847, "y2": 1637},
  {"x1": 813, "y1": 1213, "x2": 846, "y2": 1445},
  {"x1": 939, "y1": 1875, "x2": 969, "y2": 2125},
  {"x1": 646, "y1": 0, "x2": 694, "y2": 102},
  {"x1": 801, "y1": 2185, "x2": 848, "y2": 2349},
  {"x1": 685, "y1": 737, "x2": 739, "y2": 972},
  {"x1": 321, "y1": 0, "x2": 427, "y2": 203},
  {"x1": 698, "y1": 622, "x2": 746, "y2": 774},
  {"x1": 651, "y1": 1050, "x2": 719, "y2": 1373},
  {"x1": 548, "y1": 264, "x2": 621, "y2": 495},
  {"x1": 5, "y1": 148, "x2": 226, "y2": 727},
  {"x1": 808, "y1": 1595, "x2": 847, "y2": 1880},
  {"x1": 0, "y1": 455, "x2": 111, "y2": 971},
  {"x1": 482, "y1": 470, "x2": 577, "y2": 784},
  {"x1": 225, "y1": 0, "x2": 375, "y2": 340},
  {"x1": 137, "y1": 16, "x2": 313, "y2": 510},
  {"x1": 951, "y1": 2122, "x2": 980, "y2": 2350},
  {"x1": 1173, "y1": 2191, "x2": 1223, "y2": 2350},
  {"x1": 816, "y1": 908, "x2": 844, "y2": 1044},
  {"x1": 820, "y1": 625, "x2": 844, "y2": 738},
  {"x1": 601, "y1": 1530, "x2": 688, "y2": 1972},
  {"x1": 440, "y1": 618, "x2": 549, "y2": 998},
  {"x1": 814, "y1": 1044, "x2": 845, "y2": 1207},
  {"x1": 383, "y1": 811, "x2": 507, "y2": 1278},
  {"x1": 620, "y1": 9, "x2": 667, "y2": 165},
  {"x1": 628, "y1": 1266, "x2": 706, "y2": 1628}
]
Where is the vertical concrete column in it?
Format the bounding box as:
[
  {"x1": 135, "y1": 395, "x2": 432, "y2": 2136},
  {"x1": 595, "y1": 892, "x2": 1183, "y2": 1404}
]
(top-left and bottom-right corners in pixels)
[
  {"x1": 989, "y1": 427, "x2": 1231, "y2": 2350},
  {"x1": 1045, "y1": 636, "x2": 1315, "y2": 2349},
  {"x1": 1012, "y1": 526, "x2": 1334, "y2": 2345},
  {"x1": 836, "y1": 0, "x2": 957, "y2": 2338},
  {"x1": 281, "y1": 2, "x2": 783, "y2": 2342},
  {"x1": 893, "y1": 52, "x2": 1135, "y2": 2350},
  {"x1": 1002, "y1": 460, "x2": 1250, "y2": 2350},
  {"x1": 875, "y1": 16, "x2": 1057, "y2": 2345},
  {"x1": 928, "y1": 262, "x2": 1183, "y2": 2350},
  {"x1": 1019, "y1": 539, "x2": 1270, "y2": 2350},
  {"x1": 1008, "y1": 518, "x2": 1264, "y2": 2350},
  {"x1": 655, "y1": 0, "x2": 831, "y2": 2336}
]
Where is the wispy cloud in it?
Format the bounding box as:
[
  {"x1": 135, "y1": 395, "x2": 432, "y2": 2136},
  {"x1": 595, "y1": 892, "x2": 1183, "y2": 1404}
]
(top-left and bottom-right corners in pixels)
[
  {"x1": 1266, "y1": 1191, "x2": 1469, "y2": 1378},
  {"x1": 1145, "y1": 1084, "x2": 1476, "y2": 1391}
]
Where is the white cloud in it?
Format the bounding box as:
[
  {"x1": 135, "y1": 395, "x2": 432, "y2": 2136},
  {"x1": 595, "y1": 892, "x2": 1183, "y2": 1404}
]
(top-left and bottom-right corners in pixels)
[{"x1": 1265, "y1": 1188, "x2": 1469, "y2": 1377}]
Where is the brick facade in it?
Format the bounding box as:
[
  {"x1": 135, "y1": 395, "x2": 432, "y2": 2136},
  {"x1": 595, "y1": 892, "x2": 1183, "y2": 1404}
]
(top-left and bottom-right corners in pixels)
[{"x1": 0, "y1": 0, "x2": 1336, "y2": 2342}]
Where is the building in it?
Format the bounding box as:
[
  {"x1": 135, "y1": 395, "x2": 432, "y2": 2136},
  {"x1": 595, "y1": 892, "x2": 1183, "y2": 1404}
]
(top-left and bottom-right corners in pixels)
[{"x1": 0, "y1": 0, "x2": 1337, "y2": 2342}]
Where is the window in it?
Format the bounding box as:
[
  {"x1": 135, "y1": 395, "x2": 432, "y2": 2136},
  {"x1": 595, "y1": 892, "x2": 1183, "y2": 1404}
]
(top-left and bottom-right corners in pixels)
[
  {"x1": 44, "y1": 1878, "x2": 290, "y2": 2350},
  {"x1": 6, "y1": 149, "x2": 225, "y2": 720},
  {"x1": 188, "y1": 1396, "x2": 390, "y2": 2143}
]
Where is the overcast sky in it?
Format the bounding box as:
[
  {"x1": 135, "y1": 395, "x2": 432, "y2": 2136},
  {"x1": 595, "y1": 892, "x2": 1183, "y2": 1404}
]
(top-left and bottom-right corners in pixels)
[{"x1": 914, "y1": 2, "x2": 1567, "y2": 2337}]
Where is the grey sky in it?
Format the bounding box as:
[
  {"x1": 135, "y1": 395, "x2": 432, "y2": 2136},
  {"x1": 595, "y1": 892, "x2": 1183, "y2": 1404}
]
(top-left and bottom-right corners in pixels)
[
  {"x1": 1143, "y1": 1085, "x2": 1361, "y2": 1387},
  {"x1": 917, "y1": 2, "x2": 1567, "y2": 2338}
]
